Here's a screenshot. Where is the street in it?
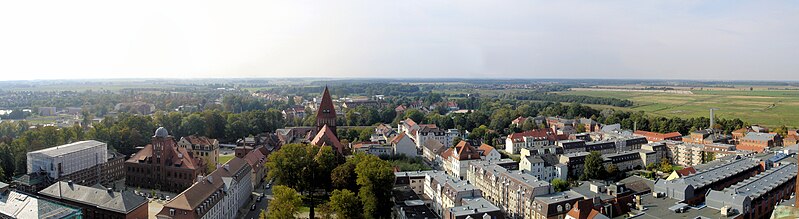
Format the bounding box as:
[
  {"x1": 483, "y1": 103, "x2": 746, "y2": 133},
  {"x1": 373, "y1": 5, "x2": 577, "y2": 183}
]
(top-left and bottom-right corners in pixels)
[{"x1": 241, "y1": 180, "x2": 273, "y2": 219}]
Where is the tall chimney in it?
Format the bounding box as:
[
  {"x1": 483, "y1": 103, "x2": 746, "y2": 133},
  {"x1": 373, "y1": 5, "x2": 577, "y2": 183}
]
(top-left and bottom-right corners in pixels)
[{"x1": 709, "y1": 108, "x2": 716, "y2": 130}]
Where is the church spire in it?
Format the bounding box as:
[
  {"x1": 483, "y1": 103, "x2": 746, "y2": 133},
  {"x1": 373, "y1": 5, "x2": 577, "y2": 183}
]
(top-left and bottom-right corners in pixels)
[{"x1": 316, "y1": 86, "x2": 337, "y2": 136}]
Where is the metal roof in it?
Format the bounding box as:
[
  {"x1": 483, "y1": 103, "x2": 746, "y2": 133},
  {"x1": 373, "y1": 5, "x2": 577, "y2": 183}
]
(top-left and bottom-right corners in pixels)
[{"x1": 28, "y1": 140, "x2": 105, "y2": 157}]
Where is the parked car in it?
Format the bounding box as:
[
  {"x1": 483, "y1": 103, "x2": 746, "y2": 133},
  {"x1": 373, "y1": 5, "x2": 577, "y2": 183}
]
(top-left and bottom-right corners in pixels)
[{"x1": 251, "y1": 204, "x2": 257, "y2": 210}]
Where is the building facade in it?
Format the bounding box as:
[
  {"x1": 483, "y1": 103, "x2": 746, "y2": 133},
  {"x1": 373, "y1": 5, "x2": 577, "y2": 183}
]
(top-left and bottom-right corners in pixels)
[
  {"x1": 26, "y1": 140, "x2": 109, "y2": 186},
  {"x1": 125, "y1": 127, "x2": 204, "y2": 193},
  {"x1": 178, "y1": 135, "x2": 220, "y2": 172}
]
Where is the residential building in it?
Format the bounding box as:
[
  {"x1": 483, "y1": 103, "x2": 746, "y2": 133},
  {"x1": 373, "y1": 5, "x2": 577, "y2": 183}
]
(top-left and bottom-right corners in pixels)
[
  {"x1": 706, "y1": 163, "x2": 796, "y2": 218},
  {"x1": 26, "y1": 140, "x2": 108, "y2": 186},
  {"x1": 531, "y1": 191, "x2": 585, "y2": 219},
  {"x1": 602, "y1": 150, "x2": 645, "y2": 172},
  {"x1": 392, "y1": 132, "x2": 418, "y2": 157},
  {"x1": 519, "y1": 154, "x2": 565, "y2": 182},
  {"x1": 683, "y1": 129, "x2": 730, "y2": 144},
  {"x1": 633, "y1": 130, "x2": 682, "y2": 142},
  {"x1": 0, "y1": 188, "x2": 83, "y2": 219},
  {"x1": 398, "y1": 118, "x2": 420, "y2": 140},
  {"x1": 738, "y1": 132, "x2": 781, "y2": 152},
  {"x1": 783, "y1": 130, "x2": 798, "y2": 146},
  {"x1": 424, "y1": 171, "x2": 483, "y2": 217},
  {"x1": 570, "y1": 181, "x2": 637, "y2": 218},
  {"x1": 39, "y1": 181, "x2": 149, "y2": 219},
  {"x1": 565, "y1": 199, "x2": 609, "y2": 219},
  {"x1": 125, "y1": 127, "x2": 204, "y2": 193},
  {"x1": 445, "y1": 197, "x2": 504, "y2": 219},
  {"x1": 156, "y1": 157, "x2": 253, "y2": 219},
  {"x1": 422, "y1": 138, "x2": 446, "y2": 164},
  {"x1": 520, "y1": 145, "x2": 562, "y2": 158},
  {"x1": 505, "y1": 129, "x2": 564, "y2": 154},
  {"x1": 342, "y1": 99, "x2": 383, "y2": 108},
  {"x1": 178, "y1": 135, "x2": 220, "y2": 172},
  {"x1": 558, "y1": 140, "x2": 587, "y2": 154},
  {"x1": 394, "y1": 170, "x2": 437, "y2": 195},
  {"x1": 442, "y1": 141, "x2": 485, "y2": 179},
  {"x1": 559, "y1": 152, "x2": 590, "y2": 179},
  {"x1": 654, "y1": 158, "x2": 761, "y2": 204},
  {"x1": 640, "y1": 142, "x2": 668, "y2": 164},
  {"x1": 466, "y1": 161, "x2": 553, "y2": 219},
  {"x1": 241, "y1": 149, "x2": 267, "y2": 188},
  {"x1": 392, "y1": 185, "x2": 439, "y2": 219},
  {"x1": 416, "y1": 124, "x2": 460, "y2": 148},
  {"x1": 352, "y1": 142, "x2": 393, "y2": 157}
]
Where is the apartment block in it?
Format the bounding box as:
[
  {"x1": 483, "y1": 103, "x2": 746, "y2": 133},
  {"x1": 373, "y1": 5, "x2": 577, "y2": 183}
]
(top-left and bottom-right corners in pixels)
[
  {"x1": 467, "y1": 161, "x2": 553, "y2": 219},
  {"x1": 706, "y1": 163, "x2": 796, "y2": 218},
  {"x1": 654, "y1": 158, "x2": 761, "y2": 205}
]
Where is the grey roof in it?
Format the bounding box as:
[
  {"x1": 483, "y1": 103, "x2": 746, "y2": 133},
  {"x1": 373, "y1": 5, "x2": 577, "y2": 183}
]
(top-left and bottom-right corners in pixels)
[
  {"x1": 449, "y1": 197, "x2": 501, "y2": 217},
  {"x1": 0, "y1": 182, "x2": 8, "y2": 190},
  {"x1": 155, "y1": 127, "x2": 169, "y2": 137},
  {"x1": 423, "y1": 138, "x2": 445, "y2": 152},
  {"x1": 601, "y1": 124, "x2": 621, "y2": 133},
  {"x1": 743, "y1": 132, "x2": 777, "y2": 141},
  {"x1": 39, "y1": 181, "x2": 148, "y2": 214},
  {"x1": 28, "y1": 140, "x2": 106, "y2": 157},
  {"x1": 533, "y1": 190, "x2": 584, "y2": 204},
  {"x1": 706, "y1": 163, "x2": 797, "y2": 212},
  {"x1": 562, "y1": 152, "x2": 590, "y2": 158},
  {"x1": 675, "y1": 158, "x2": 759, "y2": 189}
]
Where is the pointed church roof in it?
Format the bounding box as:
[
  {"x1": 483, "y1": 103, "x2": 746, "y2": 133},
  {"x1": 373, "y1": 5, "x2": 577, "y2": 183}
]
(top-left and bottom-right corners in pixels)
[
  {"x1": 312, "y1": 125, "x2": 345, "y2": 155},
  {"x1": 316, "y1": 86, "x2": 337, "y2": 120}
]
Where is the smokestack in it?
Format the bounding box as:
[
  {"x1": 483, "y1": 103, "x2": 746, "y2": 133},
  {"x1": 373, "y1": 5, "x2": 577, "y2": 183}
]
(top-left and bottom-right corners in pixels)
[{"x1": 709, "y1": 108, "x2": 716, "y2": 130}]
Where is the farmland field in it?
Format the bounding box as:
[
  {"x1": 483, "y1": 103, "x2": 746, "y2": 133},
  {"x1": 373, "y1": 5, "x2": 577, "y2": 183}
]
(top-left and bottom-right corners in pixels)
[{"x1": 558, "y1": 89, "x2": 799, "y2": 127}]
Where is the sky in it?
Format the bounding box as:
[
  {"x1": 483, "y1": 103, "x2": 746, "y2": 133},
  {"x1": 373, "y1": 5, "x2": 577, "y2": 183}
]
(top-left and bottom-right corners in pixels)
[{"x1": 0, "y1": 0, "x2": 797, "y2": 81}]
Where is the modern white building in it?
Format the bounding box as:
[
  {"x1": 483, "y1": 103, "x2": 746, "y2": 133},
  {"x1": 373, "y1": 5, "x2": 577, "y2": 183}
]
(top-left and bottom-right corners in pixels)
[
  {"x1": 27, "y1": 140, "x2": 108, "y2": 180},
  {"x1": 423, "y1": 171, "x2": 482, "y2": 217}
]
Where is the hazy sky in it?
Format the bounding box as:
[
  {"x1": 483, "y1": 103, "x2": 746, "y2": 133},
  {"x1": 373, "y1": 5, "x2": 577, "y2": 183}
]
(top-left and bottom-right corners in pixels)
[{"x1": 1, "y1": 0, "x2": 797, "y2": 81}]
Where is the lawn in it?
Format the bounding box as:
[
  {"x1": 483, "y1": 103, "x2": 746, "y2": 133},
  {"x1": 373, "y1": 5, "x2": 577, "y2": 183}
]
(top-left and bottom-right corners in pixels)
[
  {"x1": 558, "y1": 89, "x2": 799, "y2": 127},
  {"x1": 219, "y1": 154, "x2": 235, "y2": 165}
]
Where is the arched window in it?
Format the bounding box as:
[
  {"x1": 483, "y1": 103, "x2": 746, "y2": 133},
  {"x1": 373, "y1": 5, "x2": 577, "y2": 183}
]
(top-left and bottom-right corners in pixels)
[
  {"x1": 566, "y1": 203, "x2": 571, "y2": 210},
  {"x1": 557, "y1": 205, "x2": 563, "y2": 212}
]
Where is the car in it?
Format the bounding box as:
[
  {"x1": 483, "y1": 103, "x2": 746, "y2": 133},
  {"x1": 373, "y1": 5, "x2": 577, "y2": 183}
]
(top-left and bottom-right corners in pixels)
[
  {"x1": 251, "y1": 204, "x2": 256, "y2": 210},
  {"x1": 257, "y1": 196, "x2": 263, "y2": 202}
]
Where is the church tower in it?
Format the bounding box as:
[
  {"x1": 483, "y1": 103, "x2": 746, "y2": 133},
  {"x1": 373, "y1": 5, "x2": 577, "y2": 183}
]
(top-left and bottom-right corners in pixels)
[{"x1": 316, "y1": 86, "x2": 337, "y2": 137}]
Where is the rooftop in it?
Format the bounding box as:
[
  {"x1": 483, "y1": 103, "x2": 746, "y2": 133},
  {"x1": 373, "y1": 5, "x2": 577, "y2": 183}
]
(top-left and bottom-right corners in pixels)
[
  {"x1": 743, "y1": 132, "x2": 777, "y2": 141},
  {"x1": 449, "y1": 197, "x2": 501, "y2": 217},
  {"x1": 534, "y1": 190, "x2": 584, "y2": 204},
  {"x1": 0, "y1": 190, "x2": 83, "y2": 219},
  {"x1": 39, "y1": 181, "x2": 147, "y2": 214},
  {"x1": 710, "y1": 163, "x2": 796, "y2": 201},
  {"x1": 28, "y1": 140, "x2": 106, "y2": 157}
]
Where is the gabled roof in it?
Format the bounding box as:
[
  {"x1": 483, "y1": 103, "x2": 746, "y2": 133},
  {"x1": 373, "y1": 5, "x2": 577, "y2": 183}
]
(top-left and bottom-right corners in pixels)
[
  {"x1": 126, "y1": 137, "x2": 201, "y2": 170},
  {"x1": 160, "y1": 158, "x2": 251, "y2": 213},
  {"x1": 743, "y1": 132, "x2": 777, "y2": 141},
  {"x1": 452, "y1": 141, "x2": 482, "y2": 161},
  {"x1": 311, "y1": 125, "x2": 346, "y2": 155},
  {"x1": 403, "y1": 118, "x2": 418, "y2": 127},
  {"x1": 477, "y1": 143, "x2": 495, "y2": 155},
  {"x1": 674, "y1": 166, "x2": 697, "y2": 177},
  {"x1": 391, "y1": 132, "x2": 409, "y2": 145},
  {"x1": 423, "y1": 139, "x2": 445, "y2": 153},
  {"x1": 316, "y1": 86, "x2": 336, "y2": 120},
  {"x1": 181, "y1": 135, "x2": 216, "y2": 146}
]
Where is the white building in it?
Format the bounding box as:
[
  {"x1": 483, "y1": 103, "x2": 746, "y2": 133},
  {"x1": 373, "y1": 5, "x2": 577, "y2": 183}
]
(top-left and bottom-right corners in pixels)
[
  {"x1": 26, "y1": 140, "x2": 108, "y2": 179},
  {"x1": 519, "y1": 154, "x2": 566, "y2": 182},
  {"x1": 392, "y1": 133, "x2": 418, "y2": 157},
  {"x1": 441, "y1": 141, "x2": 500, "y2": 180},
  {"x1": 505, "y1": 129, "x2": 559, "y2": 154},
  {"x1": 423, "y1": 171, "x2": 482, "y2": 217}
]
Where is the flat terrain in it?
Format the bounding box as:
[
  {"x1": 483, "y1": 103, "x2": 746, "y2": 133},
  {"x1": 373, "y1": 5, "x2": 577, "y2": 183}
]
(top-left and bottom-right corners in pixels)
[{"x1": 558, "y1": 89, "x2": 799, "y2": 127}]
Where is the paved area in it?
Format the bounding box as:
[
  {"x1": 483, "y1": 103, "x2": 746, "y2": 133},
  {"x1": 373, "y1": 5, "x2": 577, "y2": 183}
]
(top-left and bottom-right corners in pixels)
[{"x1": 240, "y1": 180, "x2": 273, "y2": 219}]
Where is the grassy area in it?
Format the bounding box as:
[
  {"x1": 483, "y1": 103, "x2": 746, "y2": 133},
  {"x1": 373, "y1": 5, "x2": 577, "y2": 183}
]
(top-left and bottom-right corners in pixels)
[
  {"x1": 219, "y1": 154, "x2": 235, "y2": 165},
  {"x1": 558, "y1": 89, "x2": 799, "y2": 127}
]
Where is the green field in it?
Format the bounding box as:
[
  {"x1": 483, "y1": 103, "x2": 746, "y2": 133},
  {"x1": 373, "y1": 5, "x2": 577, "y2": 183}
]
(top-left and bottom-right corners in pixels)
[{"x1": 558, "y1": 89, "x2": 799, "y2": 127}]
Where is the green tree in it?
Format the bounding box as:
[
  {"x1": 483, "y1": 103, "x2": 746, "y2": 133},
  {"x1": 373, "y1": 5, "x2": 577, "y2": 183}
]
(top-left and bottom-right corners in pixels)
[
  {"x1": 605, "y1": 163, "x2": 619, "y2": 179},
  {"x1": 403, "y1": 109, "x2": 425, "y2": 124},
  {"x1": 268, "y1": 186, "x2": 302, "y2": 219},
  {"x1": 0, "y1": 164, "x2": 5, "y2": 182},
  {"x1": 355, "y1": 155, "x2": 395, "y2": 218},
  {"x1": 581, "y1": 151, "x2": 606, "y2": 180},
  {"x1": 258, "y1": 209, "x2": 267, "y2": 219},
  {"x1": 330, "y1": 189, "x2": 363, "y2": 219},
  {"x1": 658, "y1": 158, "x2": 673, "y2": 173},
  {"x1": 551, "y1": 179, "x2": 570, "y2": 192},
  {"x1": 331, "y1": 162, "x2": 358, "y2": 191},
  {"x1": 704, "y1": 152, "x2": 716, "y2": 163},
  {"x1": 316, "y1": 203, "x2": 334, "y2": 219}
]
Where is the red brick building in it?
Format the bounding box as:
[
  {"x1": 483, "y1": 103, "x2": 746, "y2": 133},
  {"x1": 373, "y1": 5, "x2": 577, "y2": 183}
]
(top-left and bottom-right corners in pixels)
[
  {"x1": 125, "y1": 127, "x2": 204, "y2": 193},
  {"x1": 737, "y1": 132, "x2": 781, "y2": 152}
]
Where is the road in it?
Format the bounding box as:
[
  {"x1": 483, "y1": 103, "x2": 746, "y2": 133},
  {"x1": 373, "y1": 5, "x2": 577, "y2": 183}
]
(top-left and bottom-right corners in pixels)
[{"x1": 240, "y1": 181, "x2": 273, "y2": 219}]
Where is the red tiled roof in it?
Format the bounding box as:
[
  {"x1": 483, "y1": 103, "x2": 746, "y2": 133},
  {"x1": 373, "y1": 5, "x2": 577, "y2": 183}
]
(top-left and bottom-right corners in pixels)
[
  {"x1": 633, "y1": 130, "x2": 682, "y2": 140},
  {"x1": 477, "y1": 143, "x2": 495, "y2": 156},
  {"x1": 126, "y1": 137, "x2": 201, "y2": 170},
  {"x1": 512, "y1": 116, "x2": 527, "y2": 124},
  {"x1": 159, "y1": 157, "x2": 250, "y2": 215},
  {"x1": 507, "y1": 129, "x2": 554, "y2": 143},
  {"x1": 453, "y1": 141, "x2": 481, "y2": 161},
  {"x1": 311, "y1": 125, "x2": 346, "y2": 155},
  {"x1": 391, "y1": 132, "x2": 408, "y2": 145},
  {"x1": 403, "y1": 118, "x2": 417, "y2": 127},
  {"x1": 675, "y1": 166, "x2": 697, "y2": 177}
]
